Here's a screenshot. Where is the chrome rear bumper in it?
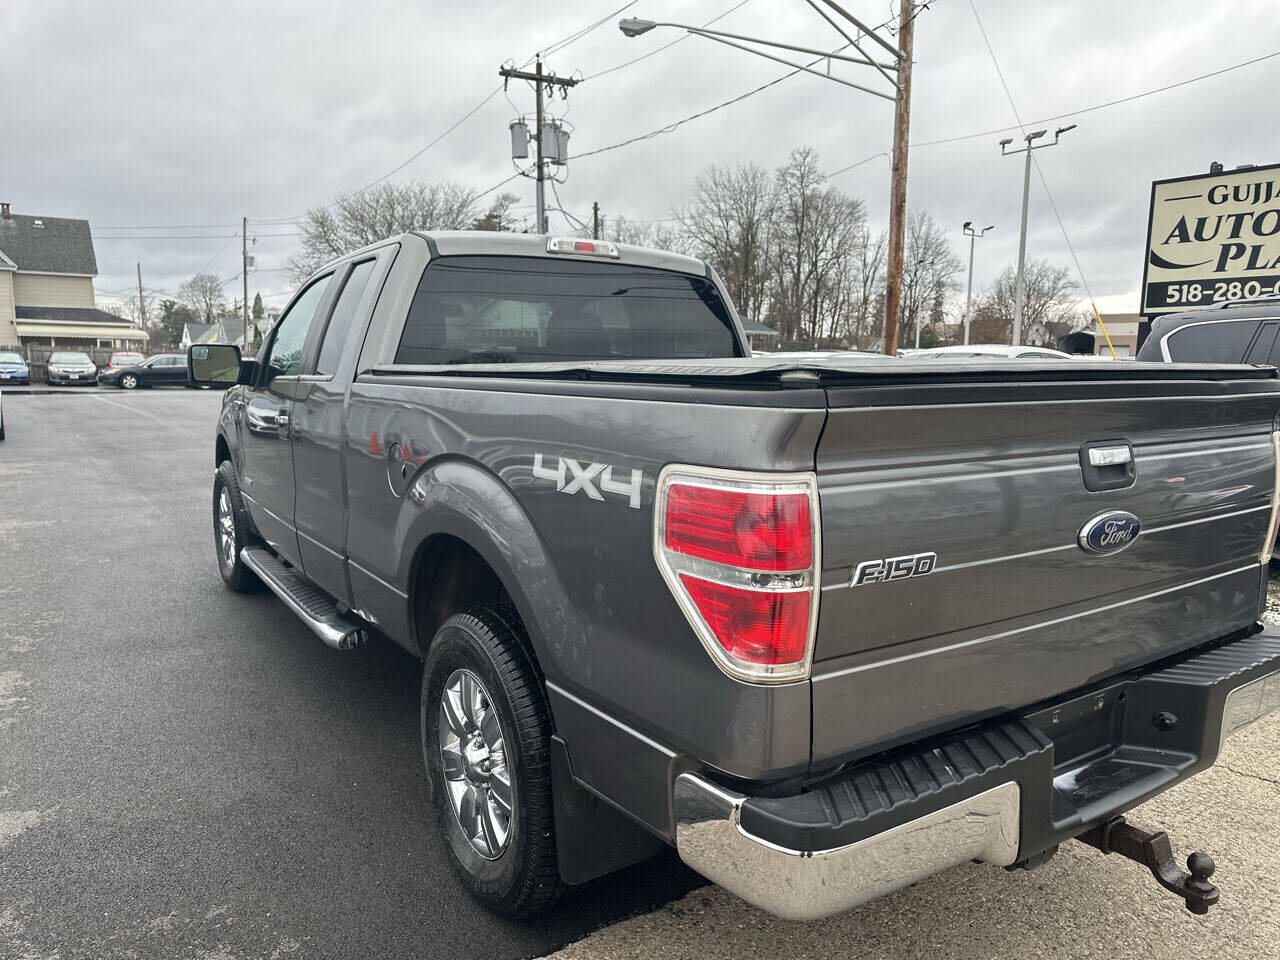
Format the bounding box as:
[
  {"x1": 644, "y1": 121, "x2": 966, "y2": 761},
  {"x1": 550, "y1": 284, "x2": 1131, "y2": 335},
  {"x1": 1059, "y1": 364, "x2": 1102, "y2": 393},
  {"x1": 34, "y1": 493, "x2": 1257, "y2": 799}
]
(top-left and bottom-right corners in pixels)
[
  {"x1": 674, "y1": 630, "x2": 1280, "y2": 921},
  {"x1": 674, "y1": 773, "x2": 1020, "y2": 921}
]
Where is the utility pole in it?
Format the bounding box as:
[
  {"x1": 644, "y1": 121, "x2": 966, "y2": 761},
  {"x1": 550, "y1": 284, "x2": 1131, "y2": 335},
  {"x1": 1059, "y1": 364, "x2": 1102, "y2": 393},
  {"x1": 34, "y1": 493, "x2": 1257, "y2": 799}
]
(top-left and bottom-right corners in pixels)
[
  {"x1": 135, "y1": 262, "x2": 146, "y2": 334},
  {"x1": 1000, "y1": 124, "x2": 1075, "y2": 345},
  {"x1": 618, "y1": 7, "x2": 911, "y2": 354},
  {"x1": 241, "y1": 216, "x2": 249, "y2": 351},
  {"x1": 592, "y1": 201, "x2": 600, "y2": 240},
  {"x1": 881, "y1": 0, "x2": 914, "y2": 357},
  {"x1": 961, "y1": 222, "x2": 995, "y2": 344},
  {"x1": 499, "y1": 59, "x2": 578, "y2": 234}
]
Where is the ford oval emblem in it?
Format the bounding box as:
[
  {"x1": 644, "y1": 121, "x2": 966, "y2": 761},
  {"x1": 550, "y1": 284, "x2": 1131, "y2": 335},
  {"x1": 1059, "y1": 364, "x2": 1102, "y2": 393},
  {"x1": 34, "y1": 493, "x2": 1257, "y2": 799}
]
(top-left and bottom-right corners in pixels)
[{"x1": 1078, "y1": 510, "x2": 1141, "y2": 555}]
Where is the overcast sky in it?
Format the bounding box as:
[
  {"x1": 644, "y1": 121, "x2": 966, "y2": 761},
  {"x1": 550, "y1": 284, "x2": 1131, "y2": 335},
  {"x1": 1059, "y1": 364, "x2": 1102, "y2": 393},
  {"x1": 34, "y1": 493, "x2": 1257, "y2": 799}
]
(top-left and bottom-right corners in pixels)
[{"x1": 6, "y1": 0, "x2": 1278, "y2": 315}]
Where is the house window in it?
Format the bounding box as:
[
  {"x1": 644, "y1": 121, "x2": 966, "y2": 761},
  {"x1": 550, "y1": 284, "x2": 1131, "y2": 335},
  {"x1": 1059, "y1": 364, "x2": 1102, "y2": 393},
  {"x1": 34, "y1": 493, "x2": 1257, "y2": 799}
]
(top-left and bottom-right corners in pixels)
[{"x1": 98, "y1": 338, "x2": 112, "y2": 348}]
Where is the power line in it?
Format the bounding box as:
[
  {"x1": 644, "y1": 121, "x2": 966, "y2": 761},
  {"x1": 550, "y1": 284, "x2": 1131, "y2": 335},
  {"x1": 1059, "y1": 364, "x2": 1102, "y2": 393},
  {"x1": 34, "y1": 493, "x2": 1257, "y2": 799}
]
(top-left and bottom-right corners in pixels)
[
  {"x1": 95, "y1": 233, "x2": 298, "y2": 240},
  {"x1": 913, "y1": 47, "x2": 1280, "y2": 149},
  {"x1": 967, "y1": 0, "x2": 1109, "y2": 351},
  {"x1": 582, "y1": 0, "x2": 753, "y2": 80},
  {"x1": 194, "y1": 233, "x2": 239, "y2": 277},
  {"x1": 569, "y1": 5, "x2": 913, "y2": 163},
  {"x1": 540, "y1": 1, "x2": 640, "y2": 59},
  {"x1": 97, "y1": 223, "x2": 245, "y2": 230},
  {"x1": 819, "y1": 44, "x2": 1280, "y2": 185}
]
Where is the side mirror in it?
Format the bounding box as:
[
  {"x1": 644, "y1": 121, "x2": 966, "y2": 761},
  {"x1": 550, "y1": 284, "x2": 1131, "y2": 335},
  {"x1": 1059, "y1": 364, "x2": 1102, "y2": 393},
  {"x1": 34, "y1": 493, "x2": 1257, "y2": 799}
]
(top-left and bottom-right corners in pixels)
[{"x1": 188, "y1": 344, "x2": 242, "y2": 388}]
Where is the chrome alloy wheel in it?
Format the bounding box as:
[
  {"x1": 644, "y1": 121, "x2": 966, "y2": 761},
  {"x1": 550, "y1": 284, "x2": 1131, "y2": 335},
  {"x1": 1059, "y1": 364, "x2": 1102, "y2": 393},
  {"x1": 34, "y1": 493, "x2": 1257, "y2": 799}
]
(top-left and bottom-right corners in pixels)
[
  {"x1": 217, "y1": 486, "x2": 236, "y2": 570},
  {"x1": 438, "y1": 668, "x2": 512, "y2": 859}
]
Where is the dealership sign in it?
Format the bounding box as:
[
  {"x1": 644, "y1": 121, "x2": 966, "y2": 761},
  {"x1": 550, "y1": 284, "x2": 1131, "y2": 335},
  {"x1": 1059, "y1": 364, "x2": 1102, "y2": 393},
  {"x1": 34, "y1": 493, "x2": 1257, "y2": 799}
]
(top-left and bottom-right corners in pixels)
[{"x1": 1141, "y1": 162, "x2": 1280, "y2": 314}]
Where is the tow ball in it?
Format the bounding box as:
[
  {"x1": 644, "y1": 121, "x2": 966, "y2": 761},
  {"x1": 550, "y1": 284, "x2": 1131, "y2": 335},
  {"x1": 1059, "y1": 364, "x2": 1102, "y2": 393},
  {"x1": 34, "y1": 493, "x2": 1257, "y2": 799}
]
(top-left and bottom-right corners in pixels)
[{"x1": 1079, "y1": 817, "x2": 1220, "y2": 915}]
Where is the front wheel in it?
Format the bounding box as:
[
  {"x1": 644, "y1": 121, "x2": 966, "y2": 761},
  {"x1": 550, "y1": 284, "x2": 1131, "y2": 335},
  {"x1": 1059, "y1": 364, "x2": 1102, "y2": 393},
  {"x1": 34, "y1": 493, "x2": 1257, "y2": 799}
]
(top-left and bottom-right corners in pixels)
[
  {"x1": 213, "y1": 461, "x2": 259, "y2": 592},
  {"x1": 422, "y1": 606, "x2": 565, "y2": 917},
  {"x1": 120, "y1": 373, "x2": 139, "y2": 389}
]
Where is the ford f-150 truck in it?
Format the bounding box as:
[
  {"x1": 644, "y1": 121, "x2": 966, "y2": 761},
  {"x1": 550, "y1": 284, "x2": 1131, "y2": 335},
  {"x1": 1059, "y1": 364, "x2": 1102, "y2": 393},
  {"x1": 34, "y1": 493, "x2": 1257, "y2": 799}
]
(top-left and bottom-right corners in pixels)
[{"x1": 189, "y1": 231, "x2": 1280, "y2": 920}]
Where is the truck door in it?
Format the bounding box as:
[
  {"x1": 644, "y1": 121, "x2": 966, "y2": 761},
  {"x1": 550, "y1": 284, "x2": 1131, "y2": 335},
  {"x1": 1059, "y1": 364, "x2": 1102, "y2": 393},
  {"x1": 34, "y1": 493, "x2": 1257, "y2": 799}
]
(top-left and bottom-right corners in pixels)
[
  {"x1": 239, "y1": 272, "x2": 336, "y2": 566},
  {"x1": 290, "y1": 254, "x2": 386, "y2": 602}
]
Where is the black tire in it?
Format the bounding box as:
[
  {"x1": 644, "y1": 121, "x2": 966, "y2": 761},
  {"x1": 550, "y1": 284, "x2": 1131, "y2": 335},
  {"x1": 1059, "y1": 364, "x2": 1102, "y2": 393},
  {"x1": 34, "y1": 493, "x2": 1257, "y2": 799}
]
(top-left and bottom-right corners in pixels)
[
  {"x1": 120, "y1": 373, "x2": 139, "y2": 390},
  {"x1": 422, "y1": 605, "x2": 566, "y2": 918},
  {"x1": 213, "y1": 460, "x2": 260, "y2": 592}
]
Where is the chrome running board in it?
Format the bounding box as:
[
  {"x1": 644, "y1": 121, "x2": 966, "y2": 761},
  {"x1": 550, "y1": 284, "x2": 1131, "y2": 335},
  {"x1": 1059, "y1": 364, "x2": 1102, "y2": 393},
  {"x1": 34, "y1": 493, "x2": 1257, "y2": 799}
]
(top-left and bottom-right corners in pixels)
[{"x1": 240, "y1": 546, "x2": 368, "y2": 650}]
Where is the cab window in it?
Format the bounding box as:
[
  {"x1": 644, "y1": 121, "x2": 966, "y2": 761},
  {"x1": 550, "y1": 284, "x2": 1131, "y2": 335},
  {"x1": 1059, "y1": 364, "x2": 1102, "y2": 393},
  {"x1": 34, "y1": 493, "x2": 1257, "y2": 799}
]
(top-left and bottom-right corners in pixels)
[
  {"x1": 315, "y1": 259, "x2": 377, "y2": 377},
  {"x1": 263, "y1": 274, "x2": 334, "y2": 382}
]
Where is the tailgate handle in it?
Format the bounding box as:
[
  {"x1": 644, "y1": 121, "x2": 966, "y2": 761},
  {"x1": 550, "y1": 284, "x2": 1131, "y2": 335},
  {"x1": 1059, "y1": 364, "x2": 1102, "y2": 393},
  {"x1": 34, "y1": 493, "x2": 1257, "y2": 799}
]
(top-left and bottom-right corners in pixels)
[
  {"x1": 1080, "y1": 439, "x2": 1136, "y2": 492},
  {"x1": 1088, "y1": 445, "x2": 1132, "y2": 467}
]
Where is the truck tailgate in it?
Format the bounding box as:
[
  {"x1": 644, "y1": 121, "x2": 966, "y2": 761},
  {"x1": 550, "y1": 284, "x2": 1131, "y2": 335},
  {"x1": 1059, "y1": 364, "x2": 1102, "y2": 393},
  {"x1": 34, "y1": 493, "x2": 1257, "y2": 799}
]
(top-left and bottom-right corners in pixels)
[{"x1": 811, "y1": 374, "x2": 1280, "y2": 767}]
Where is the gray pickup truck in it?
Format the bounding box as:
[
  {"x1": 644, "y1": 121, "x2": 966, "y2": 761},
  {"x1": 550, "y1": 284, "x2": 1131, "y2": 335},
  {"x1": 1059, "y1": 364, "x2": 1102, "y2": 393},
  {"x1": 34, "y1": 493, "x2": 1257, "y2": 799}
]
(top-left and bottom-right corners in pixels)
[{"x1": 190, "y1": 231, "x2": 1280, "y2": 920}]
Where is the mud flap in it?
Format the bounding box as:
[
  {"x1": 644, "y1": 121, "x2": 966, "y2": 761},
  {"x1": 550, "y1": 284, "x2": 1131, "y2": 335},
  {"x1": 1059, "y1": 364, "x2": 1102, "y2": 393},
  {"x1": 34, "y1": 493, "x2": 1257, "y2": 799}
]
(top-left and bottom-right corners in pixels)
[{"x1": 550, "y1": 736, "x2": 666, "y2": 885}]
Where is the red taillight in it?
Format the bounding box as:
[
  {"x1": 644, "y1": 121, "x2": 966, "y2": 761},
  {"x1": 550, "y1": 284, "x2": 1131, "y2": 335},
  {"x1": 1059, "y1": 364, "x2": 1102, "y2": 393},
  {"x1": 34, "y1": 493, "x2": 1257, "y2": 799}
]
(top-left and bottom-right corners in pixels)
[
  {"x1": 679, "y1": 575, "x2": 812, "y2": 665},
  {"x1": 665, "y1": 484, "x2": 812, "y2": 571},
  {"x1": 655, "y1": 467, "x2": 819, "y2": 683}
]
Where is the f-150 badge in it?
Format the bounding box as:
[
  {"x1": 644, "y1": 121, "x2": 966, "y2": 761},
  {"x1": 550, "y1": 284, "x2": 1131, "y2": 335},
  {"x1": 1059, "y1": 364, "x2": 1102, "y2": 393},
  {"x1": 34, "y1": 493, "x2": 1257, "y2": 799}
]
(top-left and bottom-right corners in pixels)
[
  {"x1": 533, "y1": 454, "x2": 644, "y2": 509},
  {"x1": 850, "y1": 552, "x2": 937, "y2": 587}
]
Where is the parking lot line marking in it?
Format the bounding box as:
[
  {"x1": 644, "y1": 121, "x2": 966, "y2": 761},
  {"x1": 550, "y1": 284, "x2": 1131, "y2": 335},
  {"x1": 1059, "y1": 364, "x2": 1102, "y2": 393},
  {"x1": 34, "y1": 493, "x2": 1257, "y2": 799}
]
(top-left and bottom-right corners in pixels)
[{"x1": 89, "y1": 394, "x2": 172, "y2": 424}]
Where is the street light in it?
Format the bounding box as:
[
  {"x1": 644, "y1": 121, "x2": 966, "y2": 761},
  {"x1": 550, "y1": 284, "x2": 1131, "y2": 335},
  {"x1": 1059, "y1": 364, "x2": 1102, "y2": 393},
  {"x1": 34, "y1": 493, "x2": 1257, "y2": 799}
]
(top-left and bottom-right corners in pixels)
[
  {"x1": 619, "y1": 3, "x2": 917, "y2": 356},
  {"x1": 961, "y1": 222, "x2": 995, "y2": 345},
  {"x1": 619, "y1": 18, "x2": 657, "y2": 37},
  {"x1": 1001, "y1": 124, "x2": 1075, "y2": 345}
]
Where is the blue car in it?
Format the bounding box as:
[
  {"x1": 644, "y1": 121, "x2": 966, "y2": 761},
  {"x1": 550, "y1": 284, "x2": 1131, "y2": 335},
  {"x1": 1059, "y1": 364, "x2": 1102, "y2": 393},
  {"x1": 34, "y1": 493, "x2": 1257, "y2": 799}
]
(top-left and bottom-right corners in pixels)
[{"x1": 0, "y1": 351, "x2": 29, "y2": 385}]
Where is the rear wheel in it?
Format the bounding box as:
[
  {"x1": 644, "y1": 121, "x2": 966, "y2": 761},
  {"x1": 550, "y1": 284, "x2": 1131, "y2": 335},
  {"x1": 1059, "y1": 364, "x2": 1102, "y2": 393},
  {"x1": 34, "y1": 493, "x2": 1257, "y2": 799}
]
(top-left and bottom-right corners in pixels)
[
  {"x1": 120, "y1": 373, "x2": 139, "y2": 389},
  {"x1": 422, "y1": 606, "x2": 565, "y2": 917},
  {"x1": 213, "y1": 461, "x2": 259, "y2": 592}
]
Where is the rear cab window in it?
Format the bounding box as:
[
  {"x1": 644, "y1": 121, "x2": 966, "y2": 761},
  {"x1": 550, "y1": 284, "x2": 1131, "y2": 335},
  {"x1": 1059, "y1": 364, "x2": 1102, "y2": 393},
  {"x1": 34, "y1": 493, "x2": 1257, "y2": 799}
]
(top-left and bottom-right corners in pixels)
[{"x1": 394, "y1": 255, "x2": 742, "y2": 364}]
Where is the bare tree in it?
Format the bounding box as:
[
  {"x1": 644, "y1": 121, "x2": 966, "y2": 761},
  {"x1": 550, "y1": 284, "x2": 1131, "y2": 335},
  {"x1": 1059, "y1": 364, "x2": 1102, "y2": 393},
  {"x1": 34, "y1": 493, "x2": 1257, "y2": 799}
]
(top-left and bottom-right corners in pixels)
[
  {"x1": 899, "y1": 211, "x2": 962, "y2": 347},
  {"x1": 289, "y1": 180, "x2": 479, "y2": 280},
  {"x1": 178, "y1": 273, "x2": 226, "y2": 324},
  {"x1": 679, "y1": 163, "x2": 775, "y2": 322},
  {"x1": 597, "y1": 215, "x2": 687, "y2": 253},
  {"x1": 970, "y1": 258, "x2": 1078, "y2": 344},
  {"x1": 846, "y1": 226, "x2": 888, "y2": 348},
  {"x1": 112, "y1": 291, "x2": 158, "y2": 338},
  {"x1": 767, "y1": 148, "x2": 866, "y2": 345},
  {"x1": 471, "y1": 192, "x2": 522, "y2": 232}
]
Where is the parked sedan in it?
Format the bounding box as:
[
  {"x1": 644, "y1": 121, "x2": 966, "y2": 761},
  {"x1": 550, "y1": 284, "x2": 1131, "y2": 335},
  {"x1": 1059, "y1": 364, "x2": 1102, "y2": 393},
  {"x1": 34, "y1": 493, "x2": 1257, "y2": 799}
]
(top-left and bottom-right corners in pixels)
[
  {"x1": 106, "y1": 351, "x2": 145, "y2": 369},
  {"x1": 97, "y1": 353, "x2": 191, "y2": 389},
  {"x1": 45, "y1": 351, "x2": 98, "y2": 385},
  {"x1": 0, "y1": 351, "x2": 30, "y2": 385}
]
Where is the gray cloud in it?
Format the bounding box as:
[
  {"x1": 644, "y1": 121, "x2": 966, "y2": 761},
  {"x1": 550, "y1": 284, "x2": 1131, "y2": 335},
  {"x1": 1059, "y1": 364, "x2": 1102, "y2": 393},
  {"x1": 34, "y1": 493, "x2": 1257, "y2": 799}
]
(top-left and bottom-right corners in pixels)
[{"x1": 6, "y1": 0, "x2": 1278, "y2": 314}]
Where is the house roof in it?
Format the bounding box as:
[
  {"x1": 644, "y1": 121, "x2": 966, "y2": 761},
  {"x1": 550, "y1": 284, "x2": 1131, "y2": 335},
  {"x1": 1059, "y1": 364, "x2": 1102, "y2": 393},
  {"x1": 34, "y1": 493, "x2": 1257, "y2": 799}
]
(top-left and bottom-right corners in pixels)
[
  {"x1": 218, "y1": 316, "x2": 247, "y2": 344},
  {"x1": 15, "y1": 305, "x2": 130, "y2": 326},
  {"x1": 0, "y1": 213, "x2": 98, "y2": 275},
  {"x1": 182, "y1": 322, "x2": 218, "y2": 343}
]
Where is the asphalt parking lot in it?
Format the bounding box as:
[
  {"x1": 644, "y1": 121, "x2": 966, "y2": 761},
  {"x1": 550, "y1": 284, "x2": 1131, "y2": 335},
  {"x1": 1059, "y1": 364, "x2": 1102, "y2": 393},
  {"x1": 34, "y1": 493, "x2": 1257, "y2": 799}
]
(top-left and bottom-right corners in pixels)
[
  {"x1": 0, "y1": 390, "x2": 701, "y2": 960},
  {"x1": 2, "y1": 389, "x2": 1279, "y2": 960}
]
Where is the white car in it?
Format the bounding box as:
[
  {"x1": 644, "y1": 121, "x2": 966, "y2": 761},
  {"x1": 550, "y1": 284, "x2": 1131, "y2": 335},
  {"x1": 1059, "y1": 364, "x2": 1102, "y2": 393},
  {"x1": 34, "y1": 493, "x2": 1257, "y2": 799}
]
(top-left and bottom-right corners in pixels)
[
  {"x1": 754, "y1": 350, "x2": 894, "y2": 361},
  {"x1": 908, "y1": 344, "x2": 1079, "y2": 360}
]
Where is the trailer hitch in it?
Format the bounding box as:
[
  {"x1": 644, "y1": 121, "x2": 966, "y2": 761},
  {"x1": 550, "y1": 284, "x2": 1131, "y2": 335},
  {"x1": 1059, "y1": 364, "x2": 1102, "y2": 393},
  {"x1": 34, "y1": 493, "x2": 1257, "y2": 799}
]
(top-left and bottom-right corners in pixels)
[{"x1": 1079, "y1": 817, "x2": 1219, "y2": 915}]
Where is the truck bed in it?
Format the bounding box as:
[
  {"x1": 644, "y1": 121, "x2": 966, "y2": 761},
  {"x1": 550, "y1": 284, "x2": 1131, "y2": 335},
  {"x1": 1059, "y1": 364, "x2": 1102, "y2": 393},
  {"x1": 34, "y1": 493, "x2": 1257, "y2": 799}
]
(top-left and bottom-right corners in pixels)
[{"x1": 369, "y1": 354, "x2": 1280, "y2": 775}]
